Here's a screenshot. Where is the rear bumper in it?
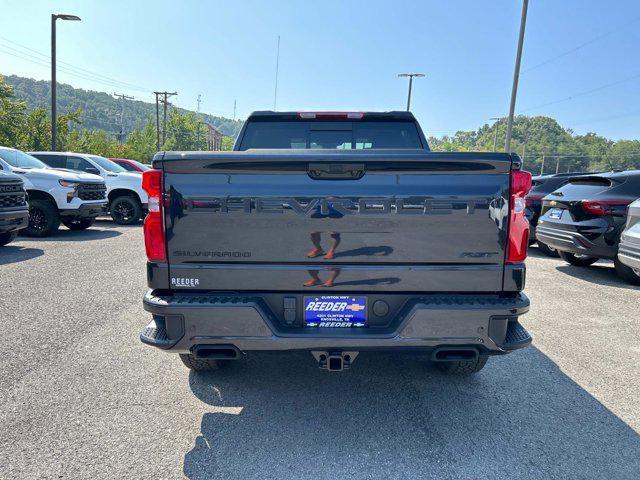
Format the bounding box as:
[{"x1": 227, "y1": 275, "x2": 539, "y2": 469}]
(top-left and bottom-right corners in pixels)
[
  {"x1": 618, "y1": 235, "x2": 640, "y2": 270},
  {"x1": 0, "y1": 209, "x2": 29, "y2": 233},
  {"x1": 59, "y1": 202, "x2": 107, "y2": 219},
  {"x1": 140, "y1": 290, "x2": 531, "y2": 355},
  {"x1": 536, "y1": 223, "x2": 616, "y2": 258}
]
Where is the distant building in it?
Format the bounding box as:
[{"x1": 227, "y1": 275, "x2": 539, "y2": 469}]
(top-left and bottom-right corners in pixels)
[{"x1": 205, "y1": 123, "x2": 226, "y2": 151}]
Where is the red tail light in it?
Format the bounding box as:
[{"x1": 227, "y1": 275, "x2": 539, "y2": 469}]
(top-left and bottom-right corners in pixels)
[
  {"x1": 506, "y1": 170, "x2": 532, "y2": 264},
  {"x1": 142, "y1": 169, "x2": 167, "y2": 262},
  {"x1": 581, "y1": 200, "x2": 630, "y2": 216}
]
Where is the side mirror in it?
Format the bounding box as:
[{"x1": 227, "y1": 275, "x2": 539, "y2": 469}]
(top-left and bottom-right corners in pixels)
[{"x1": 86, "y1": 167, "x2": 101, "y2": 176}]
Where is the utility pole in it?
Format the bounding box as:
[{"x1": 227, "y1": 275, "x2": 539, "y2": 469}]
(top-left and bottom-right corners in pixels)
[
  {"x1": 522, "y1": 143, "x2": 526, "y2": 164},
  {"x1": 113, "y1": 93, "x2": 134, "y2": 144},
  {"x1": 540, "y1": 154, "x2": 545, "y2": 174},
  {"x1": 153, "y1": 91, "x2": 177, "y2": 148},
  {"x1": 273, "y1": 35, "x2": 280, "y2": 110},
  {"x1": 505, "y1": 0, "x2": 529, "y2": 152},
  {"x1": 556, "y1": 158, "x2": 561, "y2": 174},
  {"x1": 154, "y1": 92, "x2": 160, "y2": 151},
  {"x1": 233, "y1": 99, "x2": 237, "y2": 121},
  {"x1": 398, "y1": 73, "x2": 425, "y2": 111},
  {"x1": 196, "y1": 94, "x2": 202, "y2": 147},
  {"x1": 490, "y1": 117, "x2": 502, "y2": 151},
  {"x1": 51, "y1": 13, "x2": 81, "y2": 151}
]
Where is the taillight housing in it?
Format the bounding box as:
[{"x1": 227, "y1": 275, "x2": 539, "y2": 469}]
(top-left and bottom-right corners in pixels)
[
  {"x1": 506, "y1": 170, "x2": 532, "y2": 264},
  {"x1": 581, "y1": 200, "x2": 630, "y2": 216},
  {"x1": 142, "y1": 169, "x2": 167, "y2": 262}
]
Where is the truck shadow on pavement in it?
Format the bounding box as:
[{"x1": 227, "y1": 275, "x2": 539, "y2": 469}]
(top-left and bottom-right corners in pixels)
[
  {"x1": 556, "y1": 264, "x2": 639, "y2": 290},
  {"x1": 0, "y1": 245, "x2": 43, "y2": 265},
  {"x1": 183, "y1": 348, "x2": 639, "y2": 479},
  {"x1": 22, "y1": 228, "x2": 122, "y2": 242}
]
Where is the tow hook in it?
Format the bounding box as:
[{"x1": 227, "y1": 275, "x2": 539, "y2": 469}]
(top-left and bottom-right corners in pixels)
[{"x1": 311, "y1": 351, "x2": 359, "y2": 371}]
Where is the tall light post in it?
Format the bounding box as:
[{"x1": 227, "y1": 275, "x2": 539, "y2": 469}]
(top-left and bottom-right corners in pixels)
[
  {"x1": 504, "y1": 0, "x2": 528, "y2": 152},
  {"x1": 398, "y1": 73, "x2": 425, "y2": 111},
  {"x1": 51, "y1": 13, "x2": 81, "y2": 151}
]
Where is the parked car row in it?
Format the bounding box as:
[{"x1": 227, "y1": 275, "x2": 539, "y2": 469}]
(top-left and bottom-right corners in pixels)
[
  {"x1": 0, "y1": 146, "x2": 149, "y2": 244},
  {"x1": 526, "y1": 170, "x2": 640, "y2": 285}
]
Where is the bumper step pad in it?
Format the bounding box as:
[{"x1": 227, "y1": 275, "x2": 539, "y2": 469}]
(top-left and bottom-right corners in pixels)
[
  {"x1": 501, "y1": 321, "x2": 532, "y2": 351},
  {"x1": 140, "y1": 317, "x2": 177, "y2": 348}
]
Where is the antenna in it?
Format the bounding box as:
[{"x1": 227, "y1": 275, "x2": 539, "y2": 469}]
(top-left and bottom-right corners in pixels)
[{"x1": 273, "y1": 35, "x2": 280, "y2": 110}]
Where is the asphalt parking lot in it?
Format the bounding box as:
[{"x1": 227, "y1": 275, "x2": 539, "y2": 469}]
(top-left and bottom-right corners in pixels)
[{"x1": 1, "y1": 221, "x2": 639, "y2": 479}]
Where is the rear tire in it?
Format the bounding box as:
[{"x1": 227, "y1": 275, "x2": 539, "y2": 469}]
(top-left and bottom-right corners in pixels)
[
  {"x1": 0, "y1": 231, "x2": 18, "y2": 246},
  {"x1": 23, "y1": 199, "x2": 60, "y2": 237},
  {"x1": 558, "y1": 250, "x2": 598, "y2": 267},
  {"x1": 436, "y1": 355, "x2": 489, "y2": 375},
  {"x1": 179, "y1": 354, "x2": 224, "y2": 371},
  {"x1": 537, "y1": 241, "x2": 560, "y2": 258},
  {"x1": 614, "y1": 257, "x2": 640, "y2": 286},
  {"x1": 62, "y1": 218, "x2": 95, "y2": 230},
  {"x1": 110, "y1": 196, "x2": 142, "y2": 225}
]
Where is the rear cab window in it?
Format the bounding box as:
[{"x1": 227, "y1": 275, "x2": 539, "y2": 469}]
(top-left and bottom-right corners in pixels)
[{"x1": 238, "y1": 118, "x2": 425, "y2": 150}]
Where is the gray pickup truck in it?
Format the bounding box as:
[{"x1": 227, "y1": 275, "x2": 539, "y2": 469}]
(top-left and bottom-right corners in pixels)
[{"x1": 140, "y1": 111, "x2": 532, "y2": 374}]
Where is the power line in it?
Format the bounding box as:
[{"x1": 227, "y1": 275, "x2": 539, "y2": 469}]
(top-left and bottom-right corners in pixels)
[
  {"x1": 0, "y1": 36, "x2": 150, "y2": 92},
  {"x1": 520, "y1": 72, "x2": 640, "y2": 113},
  {"x1": 521, "y1": 16, "x2": 640, "y2": 75}
]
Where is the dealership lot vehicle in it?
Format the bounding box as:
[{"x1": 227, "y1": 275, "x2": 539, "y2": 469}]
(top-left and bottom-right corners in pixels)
[
  {"x1": 30, "y1": 151, "x2": 148, "y2": 225},
  {"x1": 537, "y1": 170, "x2": 640, "y2": 285},
  {"x1": 0, "y1": 225, "x2": 639, "y2": 479},
  {"x1": 110, "y1": 158, "x2": 151, "y2": 173},
  {"x1": 0, "y1": 171, "x2": 29, "y2": 245},
  {"x1": 525, "y1": 172, "x2": 590, "y2": 257},
  {"x1": 0, "y1": 147, "x2": 107, "y2": 236},
  {"x1": 140, "y1": 111, "x2": 533, "y2": 374},
  {"x1": 618, "y1": 197, "x2": 640, "y2": 279}
]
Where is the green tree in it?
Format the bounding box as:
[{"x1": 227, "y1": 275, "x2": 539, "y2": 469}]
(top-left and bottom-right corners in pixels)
[
  {"x1": 0, "y1": 74, "x2": 27, "y2": 146},
  {"x1": 162, "y1": 110, "x2": 207, "y2": 151}
]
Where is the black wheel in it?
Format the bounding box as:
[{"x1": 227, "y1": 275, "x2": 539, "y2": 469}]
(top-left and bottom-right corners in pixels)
[
  {"x1": 558, "y1": 250, "x2": 598, "y2": 267},
  {"x1": 179, "y1": 354, "x2": 225, "y2": 371},
  {"x1": 436, "y1": 355, "x2": 489, "y2": 375},
  {"x1": 614, "y1": 257, "x2": 640, "y2": 286},
  {"x1": 0, "y1": 231, "x2": 18, "y2": 246},
  {"x1": 110, "y1": 196, "x2": 142, "y2": 225},
  {"x1": 62, "y1": 218, "x2": 95, "y2": 231},
  {"x1": 23, "y1": 199, "x2": 60, "y2": 237},
  {"x1": 537, "y1": 241, "x2": 560, "y2": 258}
]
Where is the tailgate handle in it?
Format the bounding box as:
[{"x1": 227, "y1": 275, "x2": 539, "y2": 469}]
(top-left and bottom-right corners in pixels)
[{"x1": 308, "y1": 163, "x2": 365, "y2": 180}]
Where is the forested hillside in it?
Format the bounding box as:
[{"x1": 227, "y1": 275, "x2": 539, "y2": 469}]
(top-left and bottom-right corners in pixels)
[
  {"x1": 428, "y1": 116, "x2": 640, "y2": 174},
  {"x1": 1, "y1": 74, "x2": 639, "y2": 173},
  {"x1": 4, "y1": 74, "x2": 243, "y2": 138}
]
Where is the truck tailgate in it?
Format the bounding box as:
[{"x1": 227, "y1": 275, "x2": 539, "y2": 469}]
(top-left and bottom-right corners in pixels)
[{"x1": 159, "y1": 150, "x2": 513, "y2": 292}]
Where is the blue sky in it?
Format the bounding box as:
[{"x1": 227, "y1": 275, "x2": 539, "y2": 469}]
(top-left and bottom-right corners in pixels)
[{"x1": 1, "y1": 0, "x2": 639, "y2": 139}]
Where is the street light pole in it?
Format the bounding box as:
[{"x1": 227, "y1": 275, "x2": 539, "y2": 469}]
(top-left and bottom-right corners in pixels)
[
  {"x1": 398, "y1": 73, "x2": 425, "y2": 111},
  {"x1": 51, "y1": 13, "x2": 81, "y2": 151},
  {"x1": 504, "y1": 0, "x2": 528, "y2": 153}
]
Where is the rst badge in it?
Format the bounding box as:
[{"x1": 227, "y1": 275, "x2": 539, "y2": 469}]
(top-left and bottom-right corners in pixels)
[{"x1": 304, "y1": 295, "x2": 367, "y2": 328}]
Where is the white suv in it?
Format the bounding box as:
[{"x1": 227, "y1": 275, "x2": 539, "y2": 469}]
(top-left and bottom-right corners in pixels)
[
  {"x1": 30, "y1": 152, "x2": 148, "y2": 225},
  {"x1": 0, "y1": 147, "x2": 107, "y2": 237}
]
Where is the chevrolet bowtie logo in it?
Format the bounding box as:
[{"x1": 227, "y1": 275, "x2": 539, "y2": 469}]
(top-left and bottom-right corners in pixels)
[{"x1": 345, "y1": 304, "x2": 365, "y2": 312}]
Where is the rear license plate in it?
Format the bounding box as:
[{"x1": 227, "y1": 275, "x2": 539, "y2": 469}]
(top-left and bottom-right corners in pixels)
[
  {"x1": 548, "y1": 208, "x2": 563, "y2": 219},
  {"x1": 304, "y1": 296, "x2": 367, "y2": 328}
]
